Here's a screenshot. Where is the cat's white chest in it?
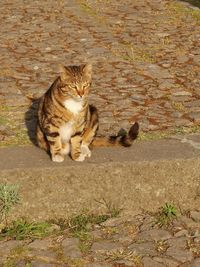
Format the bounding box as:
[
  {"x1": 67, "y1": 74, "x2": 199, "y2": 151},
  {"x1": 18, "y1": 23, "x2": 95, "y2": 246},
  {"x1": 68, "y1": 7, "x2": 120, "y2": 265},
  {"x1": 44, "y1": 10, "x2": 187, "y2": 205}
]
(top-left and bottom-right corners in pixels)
[
  {"x1": 59, "y1": 122, "x2": 74, "y2": 142},
  {"x1": 64, "y1": 99, "x2": 83, "y2": 115}
]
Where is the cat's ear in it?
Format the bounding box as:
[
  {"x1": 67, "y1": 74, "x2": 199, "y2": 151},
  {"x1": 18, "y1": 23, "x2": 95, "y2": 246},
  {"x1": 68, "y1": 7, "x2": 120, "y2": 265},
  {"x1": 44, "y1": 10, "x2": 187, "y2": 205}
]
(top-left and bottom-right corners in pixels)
[
  {"x1": 82, "y1": 64, "x2": 92, "y2": 80},
  {"x1": 59, "y1": 65, "x2": 71, "y2": 82}
]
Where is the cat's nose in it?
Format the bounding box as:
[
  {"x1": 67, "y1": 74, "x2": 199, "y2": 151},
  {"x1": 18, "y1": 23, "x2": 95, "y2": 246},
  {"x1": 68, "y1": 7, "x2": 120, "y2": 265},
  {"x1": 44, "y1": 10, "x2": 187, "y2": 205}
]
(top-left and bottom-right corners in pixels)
[
  {"x1": 78, "y1": 91, "x2": 84, "y2": 97},
  {"x1": 78, "y1": 94, "x2": 84, "y2": 99}
]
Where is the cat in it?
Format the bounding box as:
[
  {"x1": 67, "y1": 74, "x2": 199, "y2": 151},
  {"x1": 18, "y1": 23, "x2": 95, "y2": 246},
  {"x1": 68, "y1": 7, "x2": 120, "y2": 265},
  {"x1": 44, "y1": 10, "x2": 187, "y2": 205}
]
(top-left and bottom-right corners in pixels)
[{"x1": 36, "y1": 63, "x2": 139, "y2": 162}]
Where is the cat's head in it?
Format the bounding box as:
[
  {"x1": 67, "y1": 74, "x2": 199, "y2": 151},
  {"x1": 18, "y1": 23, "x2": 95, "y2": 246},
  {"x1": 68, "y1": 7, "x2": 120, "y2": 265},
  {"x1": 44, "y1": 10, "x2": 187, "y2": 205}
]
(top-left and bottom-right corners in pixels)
[{"x1": 59, "y1": 64, "x2": 92, "y2": 100}]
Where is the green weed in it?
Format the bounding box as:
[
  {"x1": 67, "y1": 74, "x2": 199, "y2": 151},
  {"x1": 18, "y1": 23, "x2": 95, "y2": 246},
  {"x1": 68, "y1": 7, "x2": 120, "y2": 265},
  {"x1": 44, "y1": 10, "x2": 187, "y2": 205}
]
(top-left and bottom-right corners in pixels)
[
  {"x1": 48, "y1": 217, "x2": 68, "y2": 231},
  {"x1": 95, "y1": 198, "x2": 122, "y2": 217},
  {"x1": 156, "y1": 203, "x2": 178, "y2": 226},
  {"x1": 49, "y1": 210, "x2": 112, "y2": 253},
  {"x1": 138, "y1": 131, "x2": 169, "y2": 141},
  {"x1": 162, "y1": 203, "x2": 177, "y2": 217},
  {"x1": 77, "y1": 231, "x2": 92, "y2": 253},
  {"x1": 138, "y1": 124, "x2": 200, "y2": 142},
  {"x1": 0, "y1": 184, "x2": 20, "y2": 225},
  {"x1": 61, "y1": 208, "x2": 120, "y2": 252},
  {"x1": 173, "y1": 125, "x2": 200, "y2": 135},
  {"x1": 68, "y1": 212, "x2": 109, "y2": 233},
  {"x1": 49, "y1": 210, "x2": 111, "y2": 234},
  {"x1": 0, "y1": 219, "x2": 52, "y2": 240}
]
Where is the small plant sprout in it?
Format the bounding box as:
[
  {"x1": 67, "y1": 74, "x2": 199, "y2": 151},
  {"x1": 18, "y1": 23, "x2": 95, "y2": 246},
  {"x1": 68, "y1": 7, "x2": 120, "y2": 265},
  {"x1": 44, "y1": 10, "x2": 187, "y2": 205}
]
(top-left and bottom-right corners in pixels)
[
  {"x1": 65, "y1": 211, "x2": 111, "y2": 253},
  {"x1": 106, "y1": 248, "x2": 142, "y2": 265},
  {"x1": 162, "y1": 203, "x2": 177, "y2": 218},
  {"x1": 155, "y1": 240, "x2": 169, "y2": 253},
  {"x1": 0, "y1": 184, "x2": 20, "y2": 225},
  {"x1": 156, "y1": 202, "x2": 178, "y2": 226},
  {"x1": 68, "y1": 211, "x2": 109, "y2": 233},
  {"x1": 95, "y1": 198, "x2": 122, "y2": 217}
]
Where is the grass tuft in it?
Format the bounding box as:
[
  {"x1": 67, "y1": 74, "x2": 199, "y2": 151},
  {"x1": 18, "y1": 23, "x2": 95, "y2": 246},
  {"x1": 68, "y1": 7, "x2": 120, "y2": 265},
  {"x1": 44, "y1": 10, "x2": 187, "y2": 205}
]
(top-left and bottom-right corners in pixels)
[
  {"x1": 0, "y1": 219, "x2": 52, "y2": 240},
  {"x1": 106, "y1": 248, "x2": 142, "y2": 266},
  {"x1": 49, "y1": 209, "x2": 118, "y2": 253},
  {"x1": 94, "y1": 198, "x2": 122, "y2": 217},
  {"x1": 68, "y1": 212, "x2": 109, "y2": 233},
  {"x1": 156, "y1": 203, "x2": 178, "y2": 227},
  {"x1": 0, "y1": 183, "x2": 20, "y2": 225}
]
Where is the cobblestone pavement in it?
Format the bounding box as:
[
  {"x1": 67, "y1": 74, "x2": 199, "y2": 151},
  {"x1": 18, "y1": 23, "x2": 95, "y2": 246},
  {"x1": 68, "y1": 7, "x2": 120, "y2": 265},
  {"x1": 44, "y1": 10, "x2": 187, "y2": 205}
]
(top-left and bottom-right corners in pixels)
[
  {"x1": 0, "y1": 210, "x2": 200, "y2": 267},
  {"x1": 1, "y1": 0, "x2": 200, "y2": 146}
]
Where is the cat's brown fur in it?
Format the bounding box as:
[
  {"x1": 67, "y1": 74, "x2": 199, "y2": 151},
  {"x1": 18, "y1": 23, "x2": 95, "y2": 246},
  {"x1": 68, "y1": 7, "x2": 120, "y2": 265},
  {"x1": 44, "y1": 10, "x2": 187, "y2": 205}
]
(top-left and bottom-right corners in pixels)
[{"x1": 36, "y1": 64, "x2": 139, "y2": 162}]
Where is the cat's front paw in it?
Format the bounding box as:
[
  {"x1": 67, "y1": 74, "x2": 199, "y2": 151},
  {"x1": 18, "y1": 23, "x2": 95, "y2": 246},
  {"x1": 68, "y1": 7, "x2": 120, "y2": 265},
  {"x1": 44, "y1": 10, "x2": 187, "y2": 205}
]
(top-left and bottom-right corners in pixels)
[
  {"x1": 74, "y1": 153, "x2": 86, "y2": 162},
  {"x1": 52, "y1": 154, "x2": 64, "y2": 162},
  {"x1": 81, "y1": 145, "x2": 91, "y2": 158}
]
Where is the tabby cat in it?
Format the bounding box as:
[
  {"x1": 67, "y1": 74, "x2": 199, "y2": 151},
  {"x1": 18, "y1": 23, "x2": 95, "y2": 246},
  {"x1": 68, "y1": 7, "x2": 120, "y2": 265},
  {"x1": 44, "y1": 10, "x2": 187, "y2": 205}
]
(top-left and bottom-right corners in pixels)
[{"x1": 36, "y1": 64, "x2": 139, "y2": 162}]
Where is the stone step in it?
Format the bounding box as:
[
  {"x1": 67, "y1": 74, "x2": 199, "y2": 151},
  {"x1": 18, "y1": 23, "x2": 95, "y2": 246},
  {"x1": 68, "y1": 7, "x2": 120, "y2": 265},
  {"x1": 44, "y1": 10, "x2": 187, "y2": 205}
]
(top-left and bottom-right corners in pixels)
[{"x1": 1, "y1": 134, "x2": 200, "y2": 221}]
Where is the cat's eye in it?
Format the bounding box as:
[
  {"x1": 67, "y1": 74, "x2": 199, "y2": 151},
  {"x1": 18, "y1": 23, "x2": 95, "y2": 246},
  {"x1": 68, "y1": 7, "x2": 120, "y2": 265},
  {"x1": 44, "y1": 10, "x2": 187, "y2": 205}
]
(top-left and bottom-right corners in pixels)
[
  {"x1": 83, "y1": 83, "x2": 89, "y2": 89},
  {"x1": 70, "y1": 84, "x2": 77, "y2": 89},
  {"x1": 60, "y1": 88, "x2": 69, "y2": 95}
]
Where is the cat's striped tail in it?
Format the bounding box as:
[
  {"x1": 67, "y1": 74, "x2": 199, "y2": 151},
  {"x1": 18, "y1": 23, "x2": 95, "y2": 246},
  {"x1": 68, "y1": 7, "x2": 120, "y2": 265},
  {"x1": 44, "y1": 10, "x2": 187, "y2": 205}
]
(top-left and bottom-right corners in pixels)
[{"x1": 91, "y1": 122, "x2": 139, "y2": 147}]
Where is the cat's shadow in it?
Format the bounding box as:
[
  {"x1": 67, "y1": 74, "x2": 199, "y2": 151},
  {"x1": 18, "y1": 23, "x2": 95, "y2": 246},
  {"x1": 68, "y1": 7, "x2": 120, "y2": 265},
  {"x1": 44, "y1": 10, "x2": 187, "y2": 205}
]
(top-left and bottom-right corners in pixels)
[{"x1": 25, "y1": 98, "x2": 40, "y2": 146}]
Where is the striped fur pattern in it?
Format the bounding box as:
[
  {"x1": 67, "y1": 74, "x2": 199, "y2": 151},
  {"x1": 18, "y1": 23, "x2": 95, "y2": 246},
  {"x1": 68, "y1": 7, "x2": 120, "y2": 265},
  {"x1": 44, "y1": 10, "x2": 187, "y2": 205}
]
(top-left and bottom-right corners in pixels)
[
  {"x1": 92, "y1": 122, "x2": 139, "y2": 147},
  {"x1": 36, "y1": 64, "x2": 98, "y2": 162},
  {"x1": 36, "y1": 64, "x2": 139, "y2": 162}
]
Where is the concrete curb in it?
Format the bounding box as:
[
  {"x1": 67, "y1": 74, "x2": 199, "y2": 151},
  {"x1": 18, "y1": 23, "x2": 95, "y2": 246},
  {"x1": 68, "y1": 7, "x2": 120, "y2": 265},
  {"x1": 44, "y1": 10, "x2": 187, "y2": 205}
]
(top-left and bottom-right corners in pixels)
[{"x1": 0, "y1": 135, "x2": 200, "y2": 220}]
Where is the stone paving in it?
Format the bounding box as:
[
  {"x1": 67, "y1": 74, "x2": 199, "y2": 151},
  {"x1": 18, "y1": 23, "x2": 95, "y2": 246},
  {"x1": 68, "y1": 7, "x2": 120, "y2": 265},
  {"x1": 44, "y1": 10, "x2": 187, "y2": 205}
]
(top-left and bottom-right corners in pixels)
[
  {"x1": 0, "y1": 210, "x2": 200, "y2": 267},
  {"x1": 1, "y1": 0, "x2": 200, "y2": 146}
]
